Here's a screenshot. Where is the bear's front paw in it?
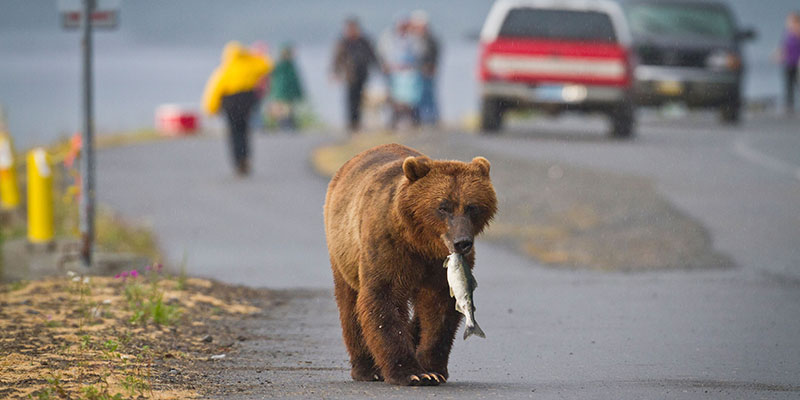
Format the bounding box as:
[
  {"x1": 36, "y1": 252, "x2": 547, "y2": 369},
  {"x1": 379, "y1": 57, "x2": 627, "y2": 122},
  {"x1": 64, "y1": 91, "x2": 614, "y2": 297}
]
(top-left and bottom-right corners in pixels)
[
  {"x1": 351, "y1": 365, "x2": 383, "y2": 382},
  {"x1": 386, "y1": 372, "x2": 444, "y2": 386},
  {"x1": 417, "y1": 353, "x2": 449, "y2": 381}
]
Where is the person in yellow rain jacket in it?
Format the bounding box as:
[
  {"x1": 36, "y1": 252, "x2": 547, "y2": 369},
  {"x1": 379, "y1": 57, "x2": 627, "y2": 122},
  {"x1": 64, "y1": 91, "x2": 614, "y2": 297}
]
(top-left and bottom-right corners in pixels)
[{"x1": 203, "y1": 41, "x2": 272, "y2": 176}]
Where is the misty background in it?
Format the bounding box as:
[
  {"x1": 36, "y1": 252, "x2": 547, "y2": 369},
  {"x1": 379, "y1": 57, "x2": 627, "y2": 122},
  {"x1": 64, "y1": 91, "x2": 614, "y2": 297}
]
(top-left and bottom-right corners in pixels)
[{"x1": 1, "y1": 0, "x2": 796, "y2": 148}]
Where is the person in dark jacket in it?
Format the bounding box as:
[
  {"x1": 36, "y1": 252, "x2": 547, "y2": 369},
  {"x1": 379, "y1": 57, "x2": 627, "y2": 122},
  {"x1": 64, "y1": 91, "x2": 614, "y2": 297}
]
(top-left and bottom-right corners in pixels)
[
  {"x1": 269, "y1": 44, "x2": 304, "y2": 131},
  {"x1": 331, "y1": 17, "x2": 380, "y2": 132}
]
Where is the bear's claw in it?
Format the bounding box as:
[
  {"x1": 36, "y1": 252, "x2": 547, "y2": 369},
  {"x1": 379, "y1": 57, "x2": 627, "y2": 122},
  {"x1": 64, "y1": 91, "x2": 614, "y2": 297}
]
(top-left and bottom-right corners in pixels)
[
  {"x1": 351, "y1": 367, "x2": 383, "y2": 382},
  {"x1": 407, "y1": 373, "x2": 441, "y2": 386},
  {"x1": 429, "y1": 373, "x2": 445, "y2": 383}
]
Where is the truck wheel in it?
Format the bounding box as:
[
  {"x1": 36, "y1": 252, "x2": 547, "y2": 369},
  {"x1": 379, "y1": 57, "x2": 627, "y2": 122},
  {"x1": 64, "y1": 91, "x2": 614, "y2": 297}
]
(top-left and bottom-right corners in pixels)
[
  {"x1": 480, "y1": 98, "x2": 503, "y2": 134},
  {"x1": 720, "y1": 99, "x2": 741, "y2": 125},
  {"x1": 610, "y1": 103, "x2": 635, "y2": 139}
]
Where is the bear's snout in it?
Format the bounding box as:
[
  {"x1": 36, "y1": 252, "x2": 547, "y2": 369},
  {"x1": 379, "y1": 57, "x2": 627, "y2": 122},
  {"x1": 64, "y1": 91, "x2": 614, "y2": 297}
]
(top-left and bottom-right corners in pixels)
[
  {"x1": 453, "y1": 238, "x2": 473, "y2": 254},
  {"x1": 447, "y1": 215, "x2": 474, "y2": 255}
]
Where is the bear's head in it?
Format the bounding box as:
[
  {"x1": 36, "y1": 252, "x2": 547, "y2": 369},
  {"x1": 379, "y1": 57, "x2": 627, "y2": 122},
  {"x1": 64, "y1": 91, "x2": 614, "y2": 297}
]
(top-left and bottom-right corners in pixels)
[{"x1": 399, "y1": 155, "x2": 497, "y2": 256}]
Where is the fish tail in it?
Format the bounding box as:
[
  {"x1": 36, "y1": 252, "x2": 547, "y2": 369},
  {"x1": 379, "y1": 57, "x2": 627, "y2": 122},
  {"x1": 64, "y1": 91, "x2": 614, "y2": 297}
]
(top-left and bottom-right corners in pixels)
[{"x1": 463, "y1": 320, "x2": 486, "y2": 340}]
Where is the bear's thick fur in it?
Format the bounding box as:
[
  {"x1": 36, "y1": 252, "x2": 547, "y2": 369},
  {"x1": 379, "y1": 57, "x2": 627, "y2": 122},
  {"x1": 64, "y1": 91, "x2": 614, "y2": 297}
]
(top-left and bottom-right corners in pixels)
[{"x1": 323, "y1": 143, "x2": 497, "y2": 386}]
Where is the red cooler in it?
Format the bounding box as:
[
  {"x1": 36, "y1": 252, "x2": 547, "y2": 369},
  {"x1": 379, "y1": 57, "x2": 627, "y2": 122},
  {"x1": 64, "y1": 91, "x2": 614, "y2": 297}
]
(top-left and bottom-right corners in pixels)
[{"x1": 155, "y1": 104, "x2": 199, "y2": 136}]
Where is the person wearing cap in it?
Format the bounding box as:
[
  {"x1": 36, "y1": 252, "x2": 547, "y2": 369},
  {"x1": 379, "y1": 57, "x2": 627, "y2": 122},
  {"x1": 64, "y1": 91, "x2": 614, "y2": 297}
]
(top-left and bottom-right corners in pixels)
[
  {"x1": 331, "y1": 17, "x2": 380, "y2": 132},
  {"x1": 411, "y1": 10, "x2": 440, "y2": 126}
]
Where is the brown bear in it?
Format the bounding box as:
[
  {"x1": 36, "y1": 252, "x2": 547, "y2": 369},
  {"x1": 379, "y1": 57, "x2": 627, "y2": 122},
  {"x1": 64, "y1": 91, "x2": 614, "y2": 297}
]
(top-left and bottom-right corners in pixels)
[{"x1": 323, "y1": 143, "x2": 497, "y2": 386}]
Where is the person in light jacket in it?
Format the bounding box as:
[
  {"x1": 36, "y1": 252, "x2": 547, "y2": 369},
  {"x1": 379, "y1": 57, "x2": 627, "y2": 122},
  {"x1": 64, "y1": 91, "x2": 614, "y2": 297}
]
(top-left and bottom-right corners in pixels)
[{"x1": 411, "y1": 10, "x2": 440, "y2": 126}]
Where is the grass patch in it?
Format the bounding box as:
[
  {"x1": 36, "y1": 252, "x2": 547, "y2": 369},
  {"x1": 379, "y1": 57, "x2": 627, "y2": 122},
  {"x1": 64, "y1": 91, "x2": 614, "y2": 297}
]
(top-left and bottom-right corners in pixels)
[
  {"x1": 95, "y1": 208, "x2": 160, "y2": 260},
  {"x1": 96, "y1": 129, "x2": 165, "y2": 150},
  {"x1": 124, "y1": 279, "x2": 181, "y2": 326},
  {"x1": 9, "y1": 279, "x2": 28, "y2": 291},
  {"x1": 1, "y1": 266, "x2": 262, "y2": 399}
]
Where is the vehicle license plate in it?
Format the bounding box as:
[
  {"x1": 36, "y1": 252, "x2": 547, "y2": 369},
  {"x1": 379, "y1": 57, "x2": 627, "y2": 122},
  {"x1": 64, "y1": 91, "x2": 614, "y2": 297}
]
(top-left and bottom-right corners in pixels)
[
  {"x1": 534, "y1": 85, "x2": 564, "y2": 101},
  {"x1": 656, "y1": 80, "x2": 684, "y2": 96}
]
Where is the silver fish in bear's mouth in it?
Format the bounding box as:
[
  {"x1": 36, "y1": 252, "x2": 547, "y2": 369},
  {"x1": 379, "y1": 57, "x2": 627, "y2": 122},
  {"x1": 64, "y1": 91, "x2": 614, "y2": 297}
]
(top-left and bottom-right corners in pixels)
[{"x1": 444, "y1": 253, "x2": 486, "y2": 340}]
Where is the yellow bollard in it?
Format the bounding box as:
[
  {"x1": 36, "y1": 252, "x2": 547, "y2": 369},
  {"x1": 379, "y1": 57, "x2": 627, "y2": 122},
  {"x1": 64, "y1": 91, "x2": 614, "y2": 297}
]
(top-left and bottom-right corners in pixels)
[
  {"x1": 0, "y1": 133, "x2": 21, "y2": 210},
  {"x1": 27, "y1": 148, "x2": 54, "y2": 244}
]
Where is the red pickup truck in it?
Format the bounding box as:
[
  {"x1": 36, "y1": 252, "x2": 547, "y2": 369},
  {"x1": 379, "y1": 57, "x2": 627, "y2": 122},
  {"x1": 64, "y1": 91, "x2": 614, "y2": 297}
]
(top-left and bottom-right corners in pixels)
[{"x1": 478, "y1": 0, "x2": 636, "y2": 138}]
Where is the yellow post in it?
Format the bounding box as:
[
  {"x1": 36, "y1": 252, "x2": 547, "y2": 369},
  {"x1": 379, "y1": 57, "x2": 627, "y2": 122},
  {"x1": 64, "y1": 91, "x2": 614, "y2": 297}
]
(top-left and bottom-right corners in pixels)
[
  {"x1": 27, "y1": 148, "x2": 54, "y2": 244},
  {"x1": 0, "y1": 133, "x2": 21, "y2": 210}
]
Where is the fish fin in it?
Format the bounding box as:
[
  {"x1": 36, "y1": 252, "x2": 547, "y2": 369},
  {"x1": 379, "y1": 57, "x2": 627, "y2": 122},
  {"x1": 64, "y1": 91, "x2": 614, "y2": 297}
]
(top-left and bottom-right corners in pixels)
[
  {"x1": 463, "y1": 320, "x2": 486, "y2": 340},
  {"x1": 454, "y1": 301, "x2": 462, "y2": 313},
  {"x1": 468, "y1": 273, "x2": 478, "y2": 291},
  {"x1": 449, "y1": 287, "x2": 454, "y2": 297}
]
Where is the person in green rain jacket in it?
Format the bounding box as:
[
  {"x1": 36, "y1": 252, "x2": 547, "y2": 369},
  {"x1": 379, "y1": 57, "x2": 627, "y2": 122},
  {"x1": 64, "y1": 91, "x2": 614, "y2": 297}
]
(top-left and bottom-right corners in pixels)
[{"x1": 268, "y1": 44, "x2": 305, "y2": 131}]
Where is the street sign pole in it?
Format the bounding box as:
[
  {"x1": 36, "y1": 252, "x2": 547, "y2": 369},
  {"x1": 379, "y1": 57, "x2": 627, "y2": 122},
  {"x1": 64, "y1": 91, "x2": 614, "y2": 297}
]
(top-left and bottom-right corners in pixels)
[{"x1": 79, "y1": 0, "x2": 95, "y2": 267}]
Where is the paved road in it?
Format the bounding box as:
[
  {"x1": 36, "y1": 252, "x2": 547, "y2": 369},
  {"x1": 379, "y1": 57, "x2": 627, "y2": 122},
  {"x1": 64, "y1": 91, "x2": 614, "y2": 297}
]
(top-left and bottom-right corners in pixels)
[
  {"x1": 97, "y1": 117, "x2": 800, "y2": 399},
  {"x1": 477, "y1": 113, "x2": 800, "y2": 281},
  {"x1": 98, "y1": 134, "x2": 332, "y2": 288}
]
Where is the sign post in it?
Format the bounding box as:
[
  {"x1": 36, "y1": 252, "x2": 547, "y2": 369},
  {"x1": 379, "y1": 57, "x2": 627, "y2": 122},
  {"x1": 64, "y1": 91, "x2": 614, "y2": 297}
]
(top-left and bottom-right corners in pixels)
[
  {"x1": 59, "y1": 0, "x2": 118, "y2": 267},
  {"x1": 79, "y1": 0, "x2": 95, "y2": 267},
  {"x1": 58, "y1": 0, "x2": 118, "y2": 267}
]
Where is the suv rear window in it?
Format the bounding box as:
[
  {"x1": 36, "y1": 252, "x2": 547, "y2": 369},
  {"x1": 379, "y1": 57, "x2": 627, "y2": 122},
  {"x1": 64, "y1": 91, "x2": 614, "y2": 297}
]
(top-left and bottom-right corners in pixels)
[
  {"x1": 498, "y1": 8, "x2": 617, "y2": 43},
  {"x1": 626, "y1": 3, "x2": 735, "y2": 40}
]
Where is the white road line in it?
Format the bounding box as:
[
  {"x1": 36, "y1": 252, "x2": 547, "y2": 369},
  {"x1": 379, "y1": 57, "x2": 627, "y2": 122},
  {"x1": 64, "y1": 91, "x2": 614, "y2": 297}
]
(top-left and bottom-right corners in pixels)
[{"x1": 732, "y1": 135, "x2": 800, "y2": 182}]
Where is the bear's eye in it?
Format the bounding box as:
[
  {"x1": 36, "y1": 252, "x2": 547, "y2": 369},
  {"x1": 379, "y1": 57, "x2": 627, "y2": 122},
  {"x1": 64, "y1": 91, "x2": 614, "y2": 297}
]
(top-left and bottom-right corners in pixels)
[
  {"x1": 465, "y1": 204, "x2": 480, "y2": 215},
  {"x1": 438, "y1": 201, "x2": 453, "y2": 214}
]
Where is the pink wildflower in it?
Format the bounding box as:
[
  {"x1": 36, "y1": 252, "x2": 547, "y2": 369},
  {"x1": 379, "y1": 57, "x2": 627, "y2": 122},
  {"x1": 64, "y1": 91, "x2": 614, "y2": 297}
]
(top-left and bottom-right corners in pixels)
[{"x1": 130, "y1": 270, "x2": 139, "y2": 278}]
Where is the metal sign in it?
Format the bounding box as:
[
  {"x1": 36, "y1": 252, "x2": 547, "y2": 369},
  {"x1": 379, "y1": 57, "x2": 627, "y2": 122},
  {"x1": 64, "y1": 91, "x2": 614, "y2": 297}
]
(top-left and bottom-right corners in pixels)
[
  {"x1": 61, "y1": 9, "x2": 118, "y2": 30},
  {"x1": 58, "y1": 0, "x2": 120, "y2": 30}
]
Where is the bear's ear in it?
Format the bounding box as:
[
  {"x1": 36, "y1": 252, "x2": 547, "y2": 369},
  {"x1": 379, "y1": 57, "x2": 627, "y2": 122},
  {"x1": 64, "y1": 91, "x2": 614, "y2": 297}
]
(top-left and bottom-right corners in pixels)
[
  {"x1": 403, "y1": 156, "x2": 431, "y2": 182},
  {"x1": 472, "y1": 156, "x2": 491, "y2": 176}
]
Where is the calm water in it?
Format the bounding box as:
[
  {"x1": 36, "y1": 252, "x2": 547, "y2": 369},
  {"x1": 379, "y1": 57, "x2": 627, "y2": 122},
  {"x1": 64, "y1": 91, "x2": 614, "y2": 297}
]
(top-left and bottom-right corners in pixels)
[{"x1": 0, "y1": 0, "x2": 795, "y2": 148}]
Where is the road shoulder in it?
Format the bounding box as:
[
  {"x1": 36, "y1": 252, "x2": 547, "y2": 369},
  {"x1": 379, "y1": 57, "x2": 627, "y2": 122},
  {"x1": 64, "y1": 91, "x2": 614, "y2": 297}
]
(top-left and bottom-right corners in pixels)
[{"x1": 312, "y1": 132, "x2": 734, "y2": 271}]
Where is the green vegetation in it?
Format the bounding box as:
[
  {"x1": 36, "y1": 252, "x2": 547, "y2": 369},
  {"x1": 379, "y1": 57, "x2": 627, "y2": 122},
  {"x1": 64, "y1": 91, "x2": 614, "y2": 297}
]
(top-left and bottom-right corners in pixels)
[
  {"x1": 20, "y1": 266, "x2": 181, "y2": 399},
  {"x1": 124, "y1": 275, "x2": 181, "y2": 326},
  {"x1": 1, "y1": 131, "x2": 162, "y2": 276}
]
